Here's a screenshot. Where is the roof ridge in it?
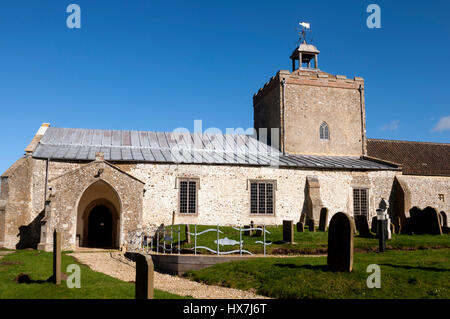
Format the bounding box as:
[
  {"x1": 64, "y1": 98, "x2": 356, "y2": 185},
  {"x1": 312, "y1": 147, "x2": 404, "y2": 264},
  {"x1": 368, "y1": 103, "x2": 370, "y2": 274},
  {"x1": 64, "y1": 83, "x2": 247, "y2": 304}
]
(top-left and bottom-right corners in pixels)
[
  {"x1": 367, "y1": 138, "x2": 450, "y2": 146},
  {"x1": 47, "y1": 126, "x2": 259, "y2": 137}
]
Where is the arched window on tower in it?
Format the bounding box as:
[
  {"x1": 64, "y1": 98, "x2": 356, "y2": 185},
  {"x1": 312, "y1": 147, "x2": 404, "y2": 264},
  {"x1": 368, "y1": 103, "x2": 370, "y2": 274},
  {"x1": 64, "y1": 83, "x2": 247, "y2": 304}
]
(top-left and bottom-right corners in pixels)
[{"x1": 320, "y1": 122, "x2": 330, "y2": 140}]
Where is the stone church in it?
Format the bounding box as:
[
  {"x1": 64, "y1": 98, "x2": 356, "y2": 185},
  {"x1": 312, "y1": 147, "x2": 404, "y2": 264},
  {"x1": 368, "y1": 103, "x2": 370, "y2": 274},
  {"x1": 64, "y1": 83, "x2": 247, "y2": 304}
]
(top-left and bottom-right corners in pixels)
[{"x1": 0, "y1": 36, "x2": 449, "y2": 251}]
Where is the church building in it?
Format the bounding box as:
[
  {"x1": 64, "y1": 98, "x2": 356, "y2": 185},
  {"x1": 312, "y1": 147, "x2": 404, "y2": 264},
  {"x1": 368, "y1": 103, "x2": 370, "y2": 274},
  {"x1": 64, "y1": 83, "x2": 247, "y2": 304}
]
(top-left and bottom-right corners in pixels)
[{"x1": 0, "y1": 33, "x2": 448, "y2": 251}]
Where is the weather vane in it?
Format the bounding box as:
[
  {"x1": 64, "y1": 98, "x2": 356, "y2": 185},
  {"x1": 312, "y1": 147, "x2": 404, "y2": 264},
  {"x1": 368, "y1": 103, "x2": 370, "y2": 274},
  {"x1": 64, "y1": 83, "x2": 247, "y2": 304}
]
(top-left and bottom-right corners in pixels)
[{"x1": 298, "y1": 21, "x2": 311, "y2": 44}]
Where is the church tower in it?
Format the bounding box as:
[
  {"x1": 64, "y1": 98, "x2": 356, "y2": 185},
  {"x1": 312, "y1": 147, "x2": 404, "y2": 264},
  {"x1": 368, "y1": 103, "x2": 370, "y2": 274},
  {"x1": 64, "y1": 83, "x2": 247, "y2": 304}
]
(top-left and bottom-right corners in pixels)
[{"x1": 253, "y1": 24, "x2": 367, "y2": 157}]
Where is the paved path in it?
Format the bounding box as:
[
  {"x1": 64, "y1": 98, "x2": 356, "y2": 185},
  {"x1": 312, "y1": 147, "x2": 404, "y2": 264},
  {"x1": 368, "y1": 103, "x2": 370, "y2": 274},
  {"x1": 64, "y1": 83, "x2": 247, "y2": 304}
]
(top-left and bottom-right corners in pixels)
[{"x1": 69, "y1": 252, "x2": 270, "y2": 299}]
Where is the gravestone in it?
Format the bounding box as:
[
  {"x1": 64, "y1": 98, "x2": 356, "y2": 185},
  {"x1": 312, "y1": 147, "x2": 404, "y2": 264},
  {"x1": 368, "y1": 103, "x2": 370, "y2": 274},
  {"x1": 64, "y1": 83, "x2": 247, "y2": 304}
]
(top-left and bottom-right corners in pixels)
[
  {"x1": 371, "y1": 216, "x2": 377, "y2": 233},
  {"x1": 407, "y1": 207, "x2": 442, "y2": 235},
  {"x1": 355, "y1": 215, "x2": 374, "y2": 238},
  {"x1": 300, "y1": 213, "x2": 306, "y2": 223},
  {"x1": 135, "y1": 253, "x2": 154, "y2": 299},
  {"x1": 327, "y1": 212, "x2": 355, "y2": 272},
  {"x1": 249, "y1": 221, "x2": 255, "y2": 237},
  {"x1": 401, "y1": 217, "x2": 413, "y2": 234},
  {"x1": 422, "y1": 207, "x2": 442, "y2": 235},
  {"x1": 185, "y1": 225, "x2": 191, "y2": 244},
  {"x1": 244, "y1": 225, "x2": 251, "y2": 236},
  {"x1": 296, "y1": 222, "x2": 304, "y2": 232},
  {"x1": 409, "y1": 207, "x2": 423, "y2": 234},
  {"x1": 386, "y1": 217, "x2": 392, "y2": 240},
  {"x1": 440, "y1": 211, "x2": 449, "y2": 234},
  {"x1": 53, "y1": 230, "x2": 61, "y2": 285},
  {"x1": 254, "y1": 226, "x2": 263, "y2": 237},
  {"x1": 373, "y1": 215, "x2": 397, "y2": 236},
  {"x1": 394, "y1": 216, "x2": 401, "y2": 234},
  {"x1": 318, "y1": 208, "x2": 328, "y2": 232},
  {"x1": 307, "y1": 219, "x2": 315, "y2": 232},
  {"x1": 283, "y1": 220, "x2": 294, "y2": 243}
]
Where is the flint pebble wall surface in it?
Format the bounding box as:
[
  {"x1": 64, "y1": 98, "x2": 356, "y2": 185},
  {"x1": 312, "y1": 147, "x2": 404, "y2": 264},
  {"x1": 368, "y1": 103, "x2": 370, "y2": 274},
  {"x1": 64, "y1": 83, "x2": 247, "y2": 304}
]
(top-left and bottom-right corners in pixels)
[{"x1": 1, "y1": 156, "x2": 449, "y2": 250}]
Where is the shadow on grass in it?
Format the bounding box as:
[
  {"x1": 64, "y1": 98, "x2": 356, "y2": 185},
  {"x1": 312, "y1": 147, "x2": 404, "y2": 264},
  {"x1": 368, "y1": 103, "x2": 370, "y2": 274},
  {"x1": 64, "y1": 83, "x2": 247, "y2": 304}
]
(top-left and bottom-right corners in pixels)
[
  {"x1": 379, "y1": 264, "x2": 450, "y2": 272},
  {"x1": 274, "y1": 263, "x2": 329, "y2": 271},
  {"x1": 14, "y1": 273, "x2": 67, "y2": 284}
]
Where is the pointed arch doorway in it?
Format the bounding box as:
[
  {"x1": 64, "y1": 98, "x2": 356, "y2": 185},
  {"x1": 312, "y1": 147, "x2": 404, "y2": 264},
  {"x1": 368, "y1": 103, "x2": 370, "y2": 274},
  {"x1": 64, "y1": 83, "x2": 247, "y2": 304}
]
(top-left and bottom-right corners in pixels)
[{"x1": 76, "y1": 180, "x2": 121, "y2": 249}]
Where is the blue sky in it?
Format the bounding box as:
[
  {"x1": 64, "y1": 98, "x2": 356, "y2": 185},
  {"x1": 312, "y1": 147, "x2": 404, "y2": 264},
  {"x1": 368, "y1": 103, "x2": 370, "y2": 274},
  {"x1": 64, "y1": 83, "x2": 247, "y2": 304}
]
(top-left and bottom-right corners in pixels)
[{"x1": 0, "y1": 0, "x2": 449, "y2": 173}]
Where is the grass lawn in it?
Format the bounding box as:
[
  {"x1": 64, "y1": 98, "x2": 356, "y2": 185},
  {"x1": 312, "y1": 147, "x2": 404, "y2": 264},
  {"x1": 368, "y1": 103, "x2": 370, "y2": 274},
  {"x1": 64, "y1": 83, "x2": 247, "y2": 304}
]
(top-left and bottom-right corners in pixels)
[
  {"x1": 184, "y1": 249, "x2": 450, "y2": 299},
  {"x1": 161, "y1": 224, "x2": 450, "y2": 255},
  {"x1": 0, "y1": 250, "x2": 188, "y2": 299}
]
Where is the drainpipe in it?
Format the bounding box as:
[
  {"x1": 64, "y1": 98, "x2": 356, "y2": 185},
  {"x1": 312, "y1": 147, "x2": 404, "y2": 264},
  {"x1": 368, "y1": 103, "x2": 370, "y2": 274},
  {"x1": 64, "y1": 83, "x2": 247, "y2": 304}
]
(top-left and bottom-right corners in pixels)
[
  {"x1": 281, "y1": 78, "x2": 286, "y2": 155},
  {"x1": 358, "y1": 84, "x2": 366, "y2": 156}
]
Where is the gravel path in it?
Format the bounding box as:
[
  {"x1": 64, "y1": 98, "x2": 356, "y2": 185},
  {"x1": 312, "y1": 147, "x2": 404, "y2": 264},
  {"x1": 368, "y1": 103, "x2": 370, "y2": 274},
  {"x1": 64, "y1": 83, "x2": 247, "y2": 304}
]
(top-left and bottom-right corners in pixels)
[{"x1": 69, "y1": 252, "x2": 270, "y2": 299}]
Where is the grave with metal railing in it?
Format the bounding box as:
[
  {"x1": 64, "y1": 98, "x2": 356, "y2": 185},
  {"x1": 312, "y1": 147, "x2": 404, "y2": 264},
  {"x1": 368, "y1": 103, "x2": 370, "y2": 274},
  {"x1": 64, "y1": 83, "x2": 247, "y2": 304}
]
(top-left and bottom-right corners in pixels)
[
  {"x1": 126, "y1": 224, "x2": 273, "y2": 275},
  {"x1": 128, "y1": 224, "x2": 272, "y2": 256}
]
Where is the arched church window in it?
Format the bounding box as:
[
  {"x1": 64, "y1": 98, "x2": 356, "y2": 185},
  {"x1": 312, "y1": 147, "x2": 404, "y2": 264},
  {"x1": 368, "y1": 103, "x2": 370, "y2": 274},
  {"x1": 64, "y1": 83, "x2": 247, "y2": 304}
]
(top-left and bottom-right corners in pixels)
[{"x1": 320, "y1": 122, "x2": 330, "y2": 140}]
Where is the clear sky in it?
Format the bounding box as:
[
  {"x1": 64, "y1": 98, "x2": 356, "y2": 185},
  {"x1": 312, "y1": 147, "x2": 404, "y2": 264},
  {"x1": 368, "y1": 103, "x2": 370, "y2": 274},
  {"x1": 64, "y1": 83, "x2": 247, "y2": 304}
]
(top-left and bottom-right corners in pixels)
[{"x1": 0, "y1": 0, "x2": 449, "y2": 173}]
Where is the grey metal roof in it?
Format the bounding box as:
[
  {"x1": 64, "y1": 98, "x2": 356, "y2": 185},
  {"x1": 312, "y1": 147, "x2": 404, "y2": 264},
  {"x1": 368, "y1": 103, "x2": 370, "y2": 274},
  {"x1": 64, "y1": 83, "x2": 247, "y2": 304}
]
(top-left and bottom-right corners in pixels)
[{"x1": 32, "y1": 127, "x2": 398, "y2": 170}]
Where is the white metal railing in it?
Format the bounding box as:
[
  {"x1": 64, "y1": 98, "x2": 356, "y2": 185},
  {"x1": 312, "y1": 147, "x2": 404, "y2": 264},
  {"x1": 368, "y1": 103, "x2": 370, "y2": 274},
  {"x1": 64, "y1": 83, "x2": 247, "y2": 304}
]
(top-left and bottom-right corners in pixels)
[
  {"x1": 127, "y1": 224, "x2": 272, "y2": 256},
  {"x1": 190, "y1": 224, "x2": 272, "y2": 256}
]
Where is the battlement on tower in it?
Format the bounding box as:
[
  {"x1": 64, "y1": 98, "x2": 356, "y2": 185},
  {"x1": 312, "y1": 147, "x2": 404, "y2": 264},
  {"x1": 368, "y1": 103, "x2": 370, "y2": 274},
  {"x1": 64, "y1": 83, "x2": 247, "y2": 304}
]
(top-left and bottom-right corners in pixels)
[{"x1": 253, "y1": 70, "x2": 364, "y2": 106}]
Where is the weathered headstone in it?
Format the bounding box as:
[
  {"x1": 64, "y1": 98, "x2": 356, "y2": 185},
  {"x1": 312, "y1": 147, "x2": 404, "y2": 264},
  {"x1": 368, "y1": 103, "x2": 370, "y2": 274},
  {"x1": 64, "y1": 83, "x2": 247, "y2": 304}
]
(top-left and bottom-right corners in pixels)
[
  {"x1": 307, "y1": 219, "x2": 315, "y2": 232},
  {"x1": 318, "y1": 208, "x2": 328, "y2": 231},
  {"x1": 300, "y1": 213, "x2": 306, "y2": 223},
  {"x1": 401, "y1": 217, "x2": 413, "y2": 234},
  {"x1": 135, "y1": 253, "x2": 154, "y2": 299},
  {"x1": 409, "y1": 206, "x2": 421, "y2": 233},
  {"x1": 371, "y1": 216, "x2": 377, "y2": 233},
  {"x1": 244, "y1": 225, "x2": 251, "y2": 236},
  {"x1": 249, "y1": 221, "x2": 255, "y2": 237},
  {"x1": 373, "y1": 217, "x2": 393, "y2": 239},
  {"x1": 422, "y1": 207, "x2": 442, "y2": 235},
  {"x1": 355, "y1": 215, "x2": 374, "y2": 238},
  {"x1": 393, "y1": 216, "x2": 401, "y2": 234},
  {"x1": 386, "y1": 217, "x2": 392, "y2": 240},
  {"x1": 296, "y1": 222, "x2": 304, "y2": 232},
  {"x1": 254, "y1": 226, "x2": 262, "y2": 237},
  {"x1": 327, "y1": 212, "x2": 354, "y2": 272},
  {"x1": 185, "y1": 225, "x2": 191, "y2": 244},
  {"x1": 283, "y1": 220, "x2": 294, "y2": 243},
  {"x1": 407, "y1": 207, "x2": 442, "y2": 235},
  {"x1": 53, "y1": 230, "x2": 61, "y2": 285}
]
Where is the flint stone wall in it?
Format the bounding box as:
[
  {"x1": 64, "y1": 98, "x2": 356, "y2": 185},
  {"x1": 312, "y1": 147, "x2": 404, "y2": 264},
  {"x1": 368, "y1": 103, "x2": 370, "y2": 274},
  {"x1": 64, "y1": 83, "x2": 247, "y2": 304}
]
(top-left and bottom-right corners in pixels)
[
  {"x1": 2, "y1": 155, "x2": 449, "y2": 250},
  {"x1": 396, "y1": 176, "x2": 449, "y2": 216},
  {"x1": 127, "y1": 163, "x2": 397, "y2": 228}
]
